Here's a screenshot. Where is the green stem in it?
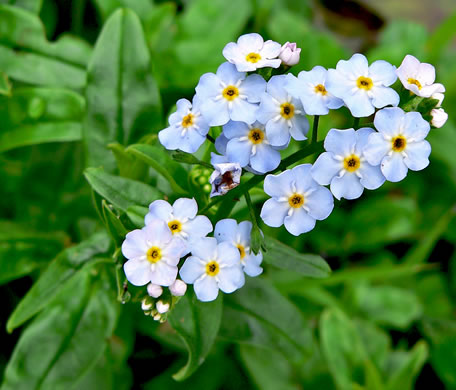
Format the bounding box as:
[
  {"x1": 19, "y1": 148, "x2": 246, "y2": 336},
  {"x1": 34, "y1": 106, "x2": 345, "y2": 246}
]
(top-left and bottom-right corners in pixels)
[
  {"x1": 206, "y1": 134, "x2": 216, "y2": 144},
  {"x1": 244, "y1": 190, "x2": 259, "y2": 228},
  {"x1": 311, "y1": 115, "x2": 320, "y2": 143},
  {"x1": 353, "y1": 117, "x2": 360, "y2": 129}
]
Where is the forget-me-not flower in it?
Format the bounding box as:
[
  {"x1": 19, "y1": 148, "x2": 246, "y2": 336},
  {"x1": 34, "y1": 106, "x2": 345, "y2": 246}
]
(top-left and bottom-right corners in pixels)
[
  {"x1": 311, "y1": 128, "x2": 385, "y2": 200},
  {"x1": 326, "y1": 53, "x2": 399, "y2": 118},
  {"x1": 363, "y1": 107, "x2": 431, "y2": 182}
]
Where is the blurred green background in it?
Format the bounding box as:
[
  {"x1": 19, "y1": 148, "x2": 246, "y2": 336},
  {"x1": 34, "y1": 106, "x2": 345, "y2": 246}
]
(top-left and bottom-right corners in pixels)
[{"x1": 1, "y1": 0, "x2": 456, "y2": 389}]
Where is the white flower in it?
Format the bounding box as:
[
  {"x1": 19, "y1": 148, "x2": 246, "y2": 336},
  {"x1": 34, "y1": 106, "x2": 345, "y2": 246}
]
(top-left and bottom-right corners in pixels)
[
  {"x1": 214, "y1": 219, "x2": 263, "y2": 277},
  {"x1": 122, "y1": 220, "x2": 185, "y2": 286},
  {"x1": 363, "y1": 107, "x2": 431, "y2": 182},
  {"x1": 260, "y1": 164, "x2": 334, "y2": 236},
  {"x1": 311, "y1": 128, "x2": 385, "y2": 200},
  {"x1": 223, "y1": 121, "x2": 282, "y2": 173},
  {"x1": 141, "y1": 299, "x2": 153, "y2": 311},
  {"x1": 222, "y1": 33, "x2": 282, "y2": 72},
  {"x1": 257, "y1": 75, "x2": 309, "y2": 147},
  {"x1": 180, "y1": 238, "x2": 245, "y2": 302},
  {"x1": 156, "y1": 300, "x2": 170, "y2": 314},
  {"x1": 431, "y1": 92, "x2": 444, "y2": 107},
  {"x1": 169, "y1": 279, "x2": 187, "y2": 297},
  {"x1": 279, "y1": 42, "x2": 301, "y2": 66},
  {"x1": 195, "y1": 62, "x2": 266, "y2": 126},
  {"x1": 396, "y1": 55, "x2": 445, "y2": 98},
  {"x1": 285, "y1": 66, "x2": 344, "y2": 115},
  {"x1": 147, "y1": 283, "x2": 163, "y2": 298},
  {"x1": 209, "y1": 153, "x2": 242, "y2": 197},
  {"x1": 158, "y1": 96, "x2": 209, "y2": 153},
  {"x1": 145, "y1": 198, "x2": 212, "y2": 255},
  {"x1": 431, "y1": 108, "x2": 448, "y2": 128},
  {"x1": 326, "y1": 53, "x2": 399, "y2": 118}
]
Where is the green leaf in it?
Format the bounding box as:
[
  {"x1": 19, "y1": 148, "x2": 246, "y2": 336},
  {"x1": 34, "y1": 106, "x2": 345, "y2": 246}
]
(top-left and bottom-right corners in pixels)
[
  {"x1": 0, "y1": 0, "x2": 42, "y2": 14},
  {"x1": 83, "y1": 8, "x2": 162, "y2": 171},
  {"x1": 126, "y1": 143, "x2": 188, "y2": 194},
  {"x1": 84, "y1": 167, "x2": 162, "y2": 212},
  {"x1": 2, "y1": 266, "x2": 120, "y2": 389},
  {"x1": 0, "y1": 71, "x2": 11, "y2": 96},
  {"x1": 0, "y1": 5, "x2": 91, "y2": 88},
  {"x1": 93, "y1": 0, "x2": 154, "y2": 22},
  {"x1": 353, "y1": 284, "x2": 422, "y2": 329},
  {"x1": 426, "y1": 10, "x2": 456, "y2": 62},
  {"x1": 431, "y1": 335, "x2": 456, "y2": 388},
  {"x1": 126, "y1": 205, "x2": 148, "y2": 228},
  {"x1": 107, "y1": 143, "x2": 147, "y2": 180},
  {"x1": 168, "y1": 292, "x2": 223, "y2": 381},
  {"x1": 143, "y1": 3, "x2": 176, "y2": 53},
  {"x1": 320, "y1": 308, "x2": 367, "y2": 390},
  {"x1": 102, "y1": 200, "x2": 128, "y2": 247},
  {"x1": 6, "y1": 231, "x2": 110, "y2": 332},
  {"x1": 263, "y1": 237, "x2": 331, "y2": 278},
  {"x1": 0, "y1": 87, "x2": 85, "y2": 152}
]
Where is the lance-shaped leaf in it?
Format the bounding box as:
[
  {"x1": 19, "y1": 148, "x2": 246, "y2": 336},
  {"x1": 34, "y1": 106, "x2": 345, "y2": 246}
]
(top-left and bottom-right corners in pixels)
[
  {"x1": 83, "y1": 8, "x2": 162, "y2": 171},
  {"x1": 0, "y1": 0, "x2": 42, "y2": 14}
]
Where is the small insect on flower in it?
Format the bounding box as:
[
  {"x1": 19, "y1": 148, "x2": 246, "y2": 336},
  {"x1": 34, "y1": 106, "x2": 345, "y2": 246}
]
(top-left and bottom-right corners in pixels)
[
  {"x1": 145, "y1": 198, "x2": 212, "y2": 255},
  {"x1": 284, "y1": 66, "x2": 344, "y2": 116},
  {"x1": 122, "y1": 219, "x2": 186, "y2": 287},
  {"x1": 311, "y1": 128, "x2": 385, "y2": 200},
  {"x1": 363, "y1": 107, "x2": 431, "y2": 182},
  {"x1": 279, "y1": 42, "x2": 301, "y2": 66},
  {"x1": 209, "y1": 153, "x2": 242, "y2": 197},
  {"x1": 195, "y1": 62, "x2": 266, "y2": 126},
  {"x1": 261, "y1": 164, "x2": 334, "y2": 236},
  {"x1": 158, "y1": 96, "x2": 209, "y2": 153},
  {"x1": 180, "y1": 237, "x2": 245, "y2": 302},
  {"x1": 214, "y1": 219, "x2": 263, "y2": 277},
  {"x1": 396, "y1": 54, "x2": 445, "y2": 98},
  {"x1": 257, "y1": 75, "x2": 309, "y2": 147},
  {"x1": 223, "y1": 33, "x2": 282, "y2": 72},
  {"x1": 326, "y1": 53, "x2": 399, "y2": 118},
  {"x1": 222, "y1": 121, "x2": 282, "y2": 174}
]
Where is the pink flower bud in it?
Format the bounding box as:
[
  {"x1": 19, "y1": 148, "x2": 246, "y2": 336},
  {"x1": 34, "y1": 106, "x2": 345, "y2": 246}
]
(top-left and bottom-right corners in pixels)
[
  {"x1": 169, "y1": 279, "x2": 187, "y2": 296},
  {"x1": 431, "y1": 108, "x2": 448, "y2": 128},
  {"x1": 279, "y1": 42, "x2": 301, "y2": 66}
]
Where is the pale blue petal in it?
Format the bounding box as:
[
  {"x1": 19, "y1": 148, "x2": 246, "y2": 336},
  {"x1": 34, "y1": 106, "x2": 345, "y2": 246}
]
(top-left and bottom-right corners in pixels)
[
  {"x1": 158, "y1": 126, "x2": 182, "y2": 151},
  {"x1": 265, "y1": 75, "x2": 288, "y2": 102},
  {"x1": 344, "y1": 53, "x2": 369, "y2": 76},
  {"x1": 223, "y1": 42, "x2": 243, "y2": 63},
  {"x1": 180, "y1": 256, "x2": 205, "y2": 284},
  {"x1": 238, "y1": 221, "x2": 252, "y2": 243},
  {"x1": 194, "y1": 275, "x2": 219, "y2": 302},
  {"x1": 305, "y1": 186, "x2": 334, "y2": 219},
  {"x1": 292, "y1": 163, "x2": 316, "y2": 193},
  {"x1": 214, "y1": 219, "x2": 238, "y2": 243},
  {"x1": 257, "y1": 92, "x2": 280, "y2": 124},
  {"x1": 302, "y1": 95, "x2": 329, "y2": 116},
  {"x1": 215, "y1": 134, "x2": 228, "y2": 155},
  {"x1": 311, "y1": 152, "x2": 341, "y2": 185},
  {"x1": 404, "y1": 141, "x2": 431, "y2": 171},
  {"x1": 363, "y1": 133, "x2": 391, "y2": 166},
  {"x1": 325, "y1": 68, "x2": 353, "y2": 99},
  {"x1": 124, "y1": 259, "x2": 150, "y2": 286},
  {"x1": 122, "y1": 229, "x2": 148, "y2": 259},
  {"x1": 172, "y1": 198, "x2": 198, "y2": 219},
  {"x1": 265, "y1": 119, "x2": 290, "y2": 147},
  {"x1": 162, "y1": 237, "x2": 186, "y2": 262},
  {"x1": 324, "y1": 128, "x2": 356, "y2": 156},
  {"x1": 230, "y1": 99, "x2": 258, "y2": 124},
  {"x1": 358, "y1": 163, "x2": 385, "y2": 190},
  {"x1": 260, "y1": 40, "x2": 282, "y2": 58},
  {"x1": 241, "y1": 74, "x2": 267, "y2": 103},
  {"x1": 284, "y1": 73, "x2": 303, "y2": 99},
  {"x1": 226, "y1": 138, "x2": 252, "y2": 167},
  {"x1": 344, "y1": 90, "x2": 375, "y2": 118},
  {"x1": 289, "y1": 114, "x2": 309, "y2": 141},
  {"x1": 169, "y1": 99, "x2": 191, "y2": 125},
  {"x1": 217, "y1": 62, "x2": 244, "y2": 85},
  {"x1": 402, "y1": 111, "x2": 430, "y2": 141},
  {"x1": 237, "y1": 33, "x2": 264, "y2": 51},
  {"x1": 223, "y1": 120, "x2": 249, "y2": 139},
  {"x1": 330, "y1": 173, "x2": 364, "y2": 200},
  {"x1": 146, "y1": 200, "x2": 172, "y2": 224},
  {"x1": 191, "y1": 237, "x2": 218, "y2": 260},
  {"x1": 150, "y1": 262, "x2": 178, "y2": 286},
  {"x1": 326, "y1": 95, "x2": 345, "y2": 110},
  {"x1": 184, "y1": 215, "x2": 213, "y2": 239},
  {"x1": 217, "y1": 241, "x2": 241, "y2": 266},
  {"x1": 260, "y1": 198, "x2": 289, "y2": 227},
  {"x1": 263, "y1": 170, "x2": 294, "y2": 197},
  {"x1": 354, "y1": 127, "x2": 375, "y2": 154},
  {"x1": 250, "y1": 144, "x2": 281, "y2": 173},
  {"x1": 284, "y1": 208, "x2": 316, "y2": 236},
  {"x1": 381, "y1": 153, "x2": 408, "y2": 182},
  {"x1": 369, "y1": 60, "x2": 397, "y2": 86},
  {"x1": 195, "y1": 73, "x2": 220, "y2": 100},
  {"x1": 218, "y1": 266, "x2": 245, "y2": 293},
  {"x1": 200, "y1": 98, "x2": 230, "y2": 127},
  {"x1": 371, "y1": 86, "x2": 399, "y2": 109},
  {"x1": 243, "y1": 253, "x2": 263, "y2": 277},
  {"x1": 373, "y1": 107, "x2": 404, "y2": 136},
  {"x1": 143, "y1": 220, "x2": 172, "y2": 246},
  {"x1": 179, "y1": 131, "x2": 207, "y2": 153}
]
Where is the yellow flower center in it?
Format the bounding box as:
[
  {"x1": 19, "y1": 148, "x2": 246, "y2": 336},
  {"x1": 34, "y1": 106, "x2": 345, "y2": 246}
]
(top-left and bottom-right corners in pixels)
[
  {"x1": 222, "y1": 85, "x2": 239, "y2": 101},
  {"x1": 280, "y1": 103, "x2": 295, "y2": 119},
  {"x1": 248, "y1": 128, "x2": 265, "y2": 144},
  {"x1": 343, "y1": 155, "x2": 361, "y2": 172},
  {"x1": 237, "y1": 244, "x2": 246, "y2": 260},
  {"x1": 392, "y1": 136, "x2": 407, "y2": 152},
  {"x1": 146, "y1": 246, "x2": 162, "y2": 264},
  {"x1": 407, "y1": 78, "x2": 422, "y2": 90},
  {"x1": 288, "y1": 193, "x2": 304, "y2": 208},
  {"x1": 246, "y1": 52, "x2": 261, "y2": 63},
  {"x1": 181, "y1": 113, "x2": 194, "y2": 128},
  {"x1": 206, "y1": 261, "x2": 220, "y2": 276},
  {"x1": 168, "y1": 220, "x2": 182, "y2": 234},
  {"x1": 314, "y1": 84, "x2": 328, "y2": 95},
  {"x1": 357, "y1": 76, "x2": 373, "y2": 91}
]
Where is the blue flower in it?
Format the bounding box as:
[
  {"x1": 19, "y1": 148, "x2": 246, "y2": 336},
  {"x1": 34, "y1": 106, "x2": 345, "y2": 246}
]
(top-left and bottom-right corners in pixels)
[
  {"x1": 180, "y1": 237, "x2": 245, "y2": 302},
  {"x1": 311, "y1": 128, "x2": 385, "y2": 200},
  {"x1": 214, "y1": 219, "x2": 263, "y2": 277},
  {"x1": 222, "y1": 121, "x2": 282, "y2": 174},
  {"x1": 260, "y1": 164, "x2": 334, "y2": 236},
  {"x1": 284, "y1": 66, "x2": 344, "y2": 115},
  {"x1": 326, "y1": 53, "x2": 399, "y2": 118},
  {"x1": 257, "y1": 75, "x2": 309, "y2": 147},
  {"x1": 363, "y1": 107, "x2": 431, "y2": 182},
  {"x1": 195, "y1": 62, "x2": 266, "y2": 126},
  {"x1": 158, "y1": 96, "x2": 209, "y2": 153}
]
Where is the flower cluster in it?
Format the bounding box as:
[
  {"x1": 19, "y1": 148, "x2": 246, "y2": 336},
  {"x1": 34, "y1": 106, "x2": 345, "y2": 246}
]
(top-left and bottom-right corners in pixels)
[{"x1": 122, "y1": 33, "x2": 447, "y2": 309}]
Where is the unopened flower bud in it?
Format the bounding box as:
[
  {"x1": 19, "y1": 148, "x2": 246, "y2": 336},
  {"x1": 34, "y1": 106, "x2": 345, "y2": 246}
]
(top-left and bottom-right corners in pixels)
[
  {"x1": 431, "y1": 108, "x2": 448, "y2": 128},
  {"x1": 141, "y1": 299, "x2": 152, "y2": 311},
  {"x1": 147, "y1": 283, "x2": 163, "y2": 298},
  {"x1": 209, "y1": 155, "x2": 242, "y2": 197},
  {"x1": 279, "y1": 42, "x2": 301, "y2": 66},
  {"x1": 156, "y1": 300, "x2": 170, "y2": 314},
  {"x1": 431, "y1": 92, "x2": 444, "y2": 107},
  {"x1": 169, "y1": 279, "x2": 187, "y2": 297},
  {"x1": 153, "y1": 313, "x2": 161, "y2": 321}
]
